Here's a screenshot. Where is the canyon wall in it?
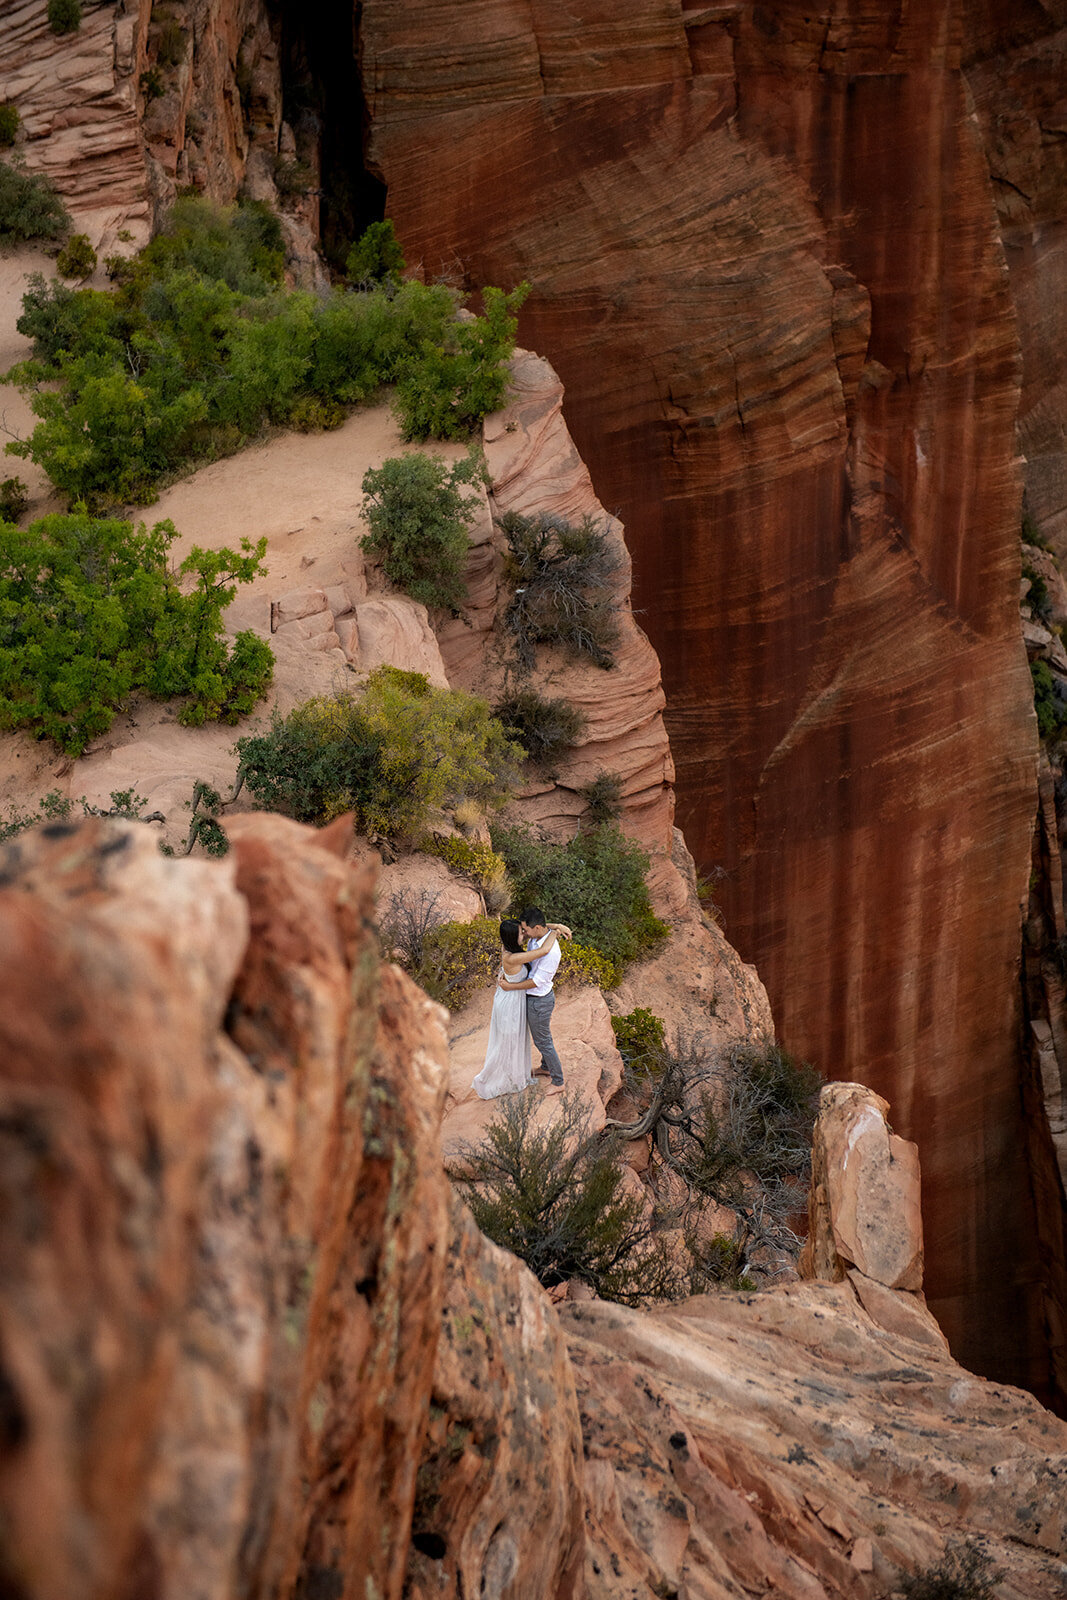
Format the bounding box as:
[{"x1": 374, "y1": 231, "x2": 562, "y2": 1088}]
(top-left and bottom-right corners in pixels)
[{"x1": 355, "y1": 0, "x2": 1063, "y2": 1402}]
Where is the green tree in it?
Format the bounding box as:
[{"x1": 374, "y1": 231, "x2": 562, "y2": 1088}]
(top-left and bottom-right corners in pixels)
[
  {"x1": 360, "y1": 450, "x2": 484, "y2": 612},
  {"x1": 345, "y1": 218, "x2": 405, "y2": 287},
  {"x1": 47, "y1": 0, "x2": 81, "y2": 35},
  {"x1": 394, "y1": 282, "x2": 529, "y2": 441},
  {"x1": 0, "y1": 159, "x2": 70, "y2": 242}
]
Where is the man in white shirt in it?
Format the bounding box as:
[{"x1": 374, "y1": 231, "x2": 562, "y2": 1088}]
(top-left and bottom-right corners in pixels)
[{"x1": 520, "y1": 905, "x2": 565, "y2": 1096}]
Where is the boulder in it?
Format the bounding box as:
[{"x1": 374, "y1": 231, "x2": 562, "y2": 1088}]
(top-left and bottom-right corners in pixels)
[{"x1": 800, "y1": 1082, "x2": 923, "y2": 1292}]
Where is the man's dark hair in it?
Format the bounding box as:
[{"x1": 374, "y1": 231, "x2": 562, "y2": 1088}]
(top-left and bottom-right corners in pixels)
[{"x1": 522, "y1": 905, "x2": 547, "y2": 928}]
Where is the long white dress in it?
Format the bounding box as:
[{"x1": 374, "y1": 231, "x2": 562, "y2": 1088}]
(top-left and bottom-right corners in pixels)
[{"x1": 472, "y1": 967, "x2": 532, "y2": 1099}]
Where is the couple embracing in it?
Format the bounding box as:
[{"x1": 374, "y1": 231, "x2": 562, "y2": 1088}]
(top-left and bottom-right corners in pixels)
[{"x1": 472, "y1": 907, "x2": 571, "y2": 1100}]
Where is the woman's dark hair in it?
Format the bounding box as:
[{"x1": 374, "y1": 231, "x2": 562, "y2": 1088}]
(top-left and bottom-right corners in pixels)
[{"x1": 500, "y1": 918, "x2": 524, "y2": 954}]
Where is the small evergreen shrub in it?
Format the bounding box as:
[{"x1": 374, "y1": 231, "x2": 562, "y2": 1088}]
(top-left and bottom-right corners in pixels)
[
  {"x1": 0, "y1": 159, "x2": 70, "y2": 242},
  {"x1": 1031, "y1": 659, "x2": 1067, "y2": 741},
  {"x1": 0, "y1": 513, "x2": 271, "y2": 753},
  {"x1": 346, "y1": 219, "x2": 405, "y2": 288},
  {"x1": 55, "y1": 232, "x2": 97, "y2": 279},
  {"x1": 0, "y1": 477, "x2": 28, "y2": 523},
  {"x1": 611, "y1": 1007, "x2": 666, "y2": 1068},
  {"x1": 421, "y1": 833, "x2": 512, "y2": 912},
  {"x1": 579, "y1": 770, "x2": 623, "y2": 824},
  {"x1": 0, "y1": 105, "x2": 19, "y2": 149},
  {"x1": 360, "y1": 450, "x2": 484, "y2": 613},
  {"x1": 1022, "y1": 560, "x2": 1053, "y2": 624},
  {"x1": 273, "y1": 156, "x2": 314, "y2": 197},
  {"x1": 557, "y1": 941, "x2": 618, "y2": 990},
  {"x1": 288, "y1": 395, "x2": 345, "y2": 432},
  {"x1": 139, "y1": 67, "x2": 165, "y2": 101},
  {"x1": 237, "y1": 667, "x2": 521, "y2": 840},
  {"x1": 687, "y1": 1231, "x2": 756, "y2": 1293},
  {"x1": 491, "y1": 820, "x2": 669, "y2": 971},
  {"x1": 499, "y1": 509, "x2": 622, "y2": 671},
  {"x1": 412, "y1": 914, "x2": 500, "y2": 1010},
  {"x1": 493, "y1": 688, "x2": 586, "y2": 777},
  {"x1": 47, "y1": 0, "x2": 81, "y2": 34},
  {"x1": 394, "y1": 281, "x2": 529, "y2": 441},
  {"x1": 453, "y1": 1089, "x2": 675, "y2": 1303},
  {"x1": 900, "y1": 1541, "x2": 1003, "y2": 1600}
]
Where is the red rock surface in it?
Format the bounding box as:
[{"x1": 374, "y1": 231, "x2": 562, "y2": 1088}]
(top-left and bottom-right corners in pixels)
[
  {"x1": 0, "y1": 814, "x2": 451, "y2": 1600},
  {"x1": 357, "y1": 0, "x2": 1056, "y2": 1403}
]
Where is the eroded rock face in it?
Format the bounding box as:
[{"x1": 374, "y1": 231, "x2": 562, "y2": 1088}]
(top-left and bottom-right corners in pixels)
[
  {"x1": 0, "y1": 814, "x2": 451, "y2": 1600},
  {"x1": 565, "y1": 1284, "x2": 1067, "y2": 1599},
  {"x1": 357, "y1": 0, "x2": 1053, "y2": 1403},
  {"x1": 406, "y1": 1195, "x2": 585, "y2": 1600}
]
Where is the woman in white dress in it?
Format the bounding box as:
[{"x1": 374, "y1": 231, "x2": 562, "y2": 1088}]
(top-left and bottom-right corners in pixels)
[{"x1": 471, "y1": 919, "x2": 567, "y2": 1099}]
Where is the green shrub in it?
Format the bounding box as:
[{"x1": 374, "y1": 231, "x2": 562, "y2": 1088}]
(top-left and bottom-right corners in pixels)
[
  {"x1": 491, "y1": 820, "x2": 669, "y2": 971},
  {"x1": 453, "y1": 1089, "x2": 675, "y2": 1303},
  {"x1": 55, "y1": 232, "x2": 97, "y2": 279},
  {"x1": 0, "y1": 788, "x2": 73, "y2": 843},
  {"x1": 237, "y1": 666, "x2": 522, "y2": 840},
  {"x1": 0, "y1": 513, "x2": 271, "y2": 753},
  {"x1": 0, "y1": 159, "x2": 70, "y2": 242},
  {"x1": 0, "y1": 478, "x2": 28, "y2": 523},
  {"x1": 346, "y1": 218, "x2": 405, "y2": 288},
  {"x1": 1022, "y1": 560, "x2": 1053, "y2": 624},
  {"x1": 611, "y1": 1007, "x2": 666, "y2": 1068},
  {"x1": 360, "y1": 450, "x2": 484, "y2": 613},
  {"x1": 412, "y1": 915, "x2": 500, "y2": 1010},
  {"x1": 687, "y1": 1231, "x2": 756, "y2": 1293},
  {"x1": 493, "y1": 688, "x2": 586, "y2": 777},
  {"x1": 421, "y1": 832, "x2": 512, "y2": 912},
  {"x1": 557, "y1": 941, "x2": 618, "y2": 990},
  {"x1": 0, "y1": 105, "x2": 19, "y2": 149},
  {"x1": 47, "y1": 0, "x2": 81, "y2": 34},
  {"x1": 579, "y1": 770, "x2": 623, "y2": 824},
  {"x1": 139, "y1": 67, "x2": 165, "y2": 101},
  {"x1": 394, "y1": 281, "x2": 529, "y2": 441},
  {"x1": 1031, "y1": 659, "x2": 1067, "y2": 741},
  {"x1": 5, "y1": 203, "x2": 489, "y2": 506},
  {"x1": 499, "y1": 509, "x2": 621, "y2": 671},
  {"x1": 900, "y1": 1541, "x2": 1003, "y2": 1600},
  {"x1": 273, "y1": 156, "x2": 314, "y2": 197},
  {"x1": 288, "y1": 394, "x2": 345, "y2": 432}
]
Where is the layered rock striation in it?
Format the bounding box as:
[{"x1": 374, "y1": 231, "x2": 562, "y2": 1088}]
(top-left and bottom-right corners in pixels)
[{"x1": 356, "y1": 0, "x2": 1057, "y2": 1403}]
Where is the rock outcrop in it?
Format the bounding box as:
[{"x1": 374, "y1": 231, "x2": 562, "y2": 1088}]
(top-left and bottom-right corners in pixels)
[
  {"x1": 3, "y1": 822, "x2": 1066, "y2": 1600},
  {"x1": 355, "y1": 0, "x2": 1057, "y2": 1404},
  {"x1": 0, "y1": 813, "x2": 451, "y2": 1600}
]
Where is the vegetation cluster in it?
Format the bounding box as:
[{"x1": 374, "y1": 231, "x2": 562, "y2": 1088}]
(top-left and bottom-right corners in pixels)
[
  {"x1": 456, "y1": 1026, "x2": 819, "y2": 1303},
  {"x1": 0, "y1": 512, "x2": 271, "y2": 753},
  {"x1": 490, "y1": 819, "x2": 669, "y2": 971},
  {"x1": 236, "y1": 666, "x2": 522, "y2": 841},
  {"x1": 5, "y1": 205, "x2": 525, "y2": 509},
  {"x1": 0, "y1": 158, "x2": 70, "y2": 244},
  {"x1": 360, "y1": 449, "x2": 484, "y2": 614}
]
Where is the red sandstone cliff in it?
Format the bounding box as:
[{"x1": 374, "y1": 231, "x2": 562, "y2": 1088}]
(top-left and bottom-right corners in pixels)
[{"x1": 353, "y1": 0, "x2": 1060, "y2": 1405}]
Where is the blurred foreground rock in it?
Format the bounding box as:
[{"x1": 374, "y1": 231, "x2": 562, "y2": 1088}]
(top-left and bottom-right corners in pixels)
[{"x1": 0, "y1": 814, "x2": 450, "y2": 1600}]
